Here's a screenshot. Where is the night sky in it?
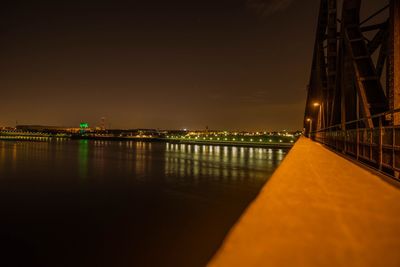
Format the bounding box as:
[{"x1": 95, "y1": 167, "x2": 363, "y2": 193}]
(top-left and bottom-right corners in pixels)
[{"x1": 0, "y1": 0, "x2": 387, "y2": 131}]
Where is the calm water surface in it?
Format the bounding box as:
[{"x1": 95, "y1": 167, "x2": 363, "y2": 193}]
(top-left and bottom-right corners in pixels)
[{"x1": 0, "y1": 140, "x2": 287, "y2": 267}]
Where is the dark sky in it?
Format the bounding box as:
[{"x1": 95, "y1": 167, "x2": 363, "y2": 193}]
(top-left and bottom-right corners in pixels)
[{"x1": 0, "y1": 0, "x2": 387, "y2": 131}]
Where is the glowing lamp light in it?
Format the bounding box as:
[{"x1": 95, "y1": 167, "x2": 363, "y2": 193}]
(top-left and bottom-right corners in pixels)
[{"x1": 313, "y1": 102, "x2": 320, "y2": 107}]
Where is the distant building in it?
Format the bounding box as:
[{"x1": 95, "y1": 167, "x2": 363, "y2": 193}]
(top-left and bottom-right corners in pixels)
[{"x1": 16, "y1": 125, "x2": 81, "y2": 133}]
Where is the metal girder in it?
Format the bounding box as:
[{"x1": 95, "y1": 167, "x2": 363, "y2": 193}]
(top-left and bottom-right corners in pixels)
[
  {"x1": 367, "y1": 21, "x2": 388, "y2": 55},
  {"x1": 344, "y1": 24, "x2": 388, "y2": 128},
  {"x1": 327, "y1": 0, "x2": 338, "y2": 126},
  {"x1": 304, "y1": 0, "x2": 328, "y2": 132},
  {"x1": 339, "y1": 0, "x2": 362, "y2": 129},
  {"x1": 305, "y1": 0, "x2": 394, "y2": 134},
  {"x1": 340, "y1": 37, "x2": 358, "y2": 129},
  {"x1": 360, "y1": 22, "x2": 387, "y2": 32},
  {"x1": 389, "y1": 0, "x2": 400, "y2": 124},
  {"x1": 376, "y1": 38, "x2": 388, "y2": 80}
]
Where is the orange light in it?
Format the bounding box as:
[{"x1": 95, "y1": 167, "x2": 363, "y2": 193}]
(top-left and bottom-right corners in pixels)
[{"x1": 313, "y1": 102, "x2": 320, "y2": 107}]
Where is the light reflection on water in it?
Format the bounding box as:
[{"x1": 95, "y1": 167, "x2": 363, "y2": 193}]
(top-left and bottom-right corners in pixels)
[
  {"x1": 79, "y1": 140, "x2": 89, "y2": 180},
  {"x1": 0, "y1": 140, "x2": 287, "y2": 186},
  {"x1": 164, "y1": 143, "x2": 285, "y2": 184},
  {"x1": 0, "y1": 140, "x2": 288, "y2": 267}
]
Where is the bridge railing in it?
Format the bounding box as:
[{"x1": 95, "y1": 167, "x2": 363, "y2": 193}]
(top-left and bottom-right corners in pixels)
[{"x1": 310, "y1": 109, "x2": 400, "y2": 180}]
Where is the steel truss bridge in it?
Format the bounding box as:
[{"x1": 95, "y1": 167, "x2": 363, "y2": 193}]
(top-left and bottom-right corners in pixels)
[{"x1": 304, "y1": 0, "x2": 400, "y2": 178}]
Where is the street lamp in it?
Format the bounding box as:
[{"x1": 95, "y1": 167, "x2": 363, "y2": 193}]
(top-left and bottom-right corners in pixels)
[
  {"x1": 313, "y1": 102, "x2": 322, "y2": 130},
  {"x1": 306, "y1": 118, "x2": 313, "y2": 138}
]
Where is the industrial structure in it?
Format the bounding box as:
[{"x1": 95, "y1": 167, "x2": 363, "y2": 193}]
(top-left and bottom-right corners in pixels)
[{"x1": 304, "y1": 0, "x2": 400, "y2": 177}]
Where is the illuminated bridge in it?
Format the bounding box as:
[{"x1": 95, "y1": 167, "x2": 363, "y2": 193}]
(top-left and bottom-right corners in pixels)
[{"x1": 209, "y1": 1, "x2": 400, "y2": 266}]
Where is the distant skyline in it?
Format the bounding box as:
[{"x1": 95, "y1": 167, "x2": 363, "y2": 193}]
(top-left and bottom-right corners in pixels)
[{"x1": 0, "y1": 0, "x2": 387, "y2": 131}]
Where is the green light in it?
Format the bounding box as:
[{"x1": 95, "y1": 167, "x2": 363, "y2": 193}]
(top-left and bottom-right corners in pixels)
[{"x1": 80, "y1": 123, "x2": 89, "y2": 128}]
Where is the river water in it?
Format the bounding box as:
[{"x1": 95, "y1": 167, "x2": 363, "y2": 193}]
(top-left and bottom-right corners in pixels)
[{"x1": 0, "y1": 139, "x2": 287, "y2": 267}]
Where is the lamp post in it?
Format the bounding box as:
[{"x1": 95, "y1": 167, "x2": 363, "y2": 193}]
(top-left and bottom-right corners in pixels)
[
  {"x1": 313, "y1": 102, "x2": 322, "y2": 131},
  {"x1": 306, "y1": 118, "x2": 313, "y2": 138}
]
